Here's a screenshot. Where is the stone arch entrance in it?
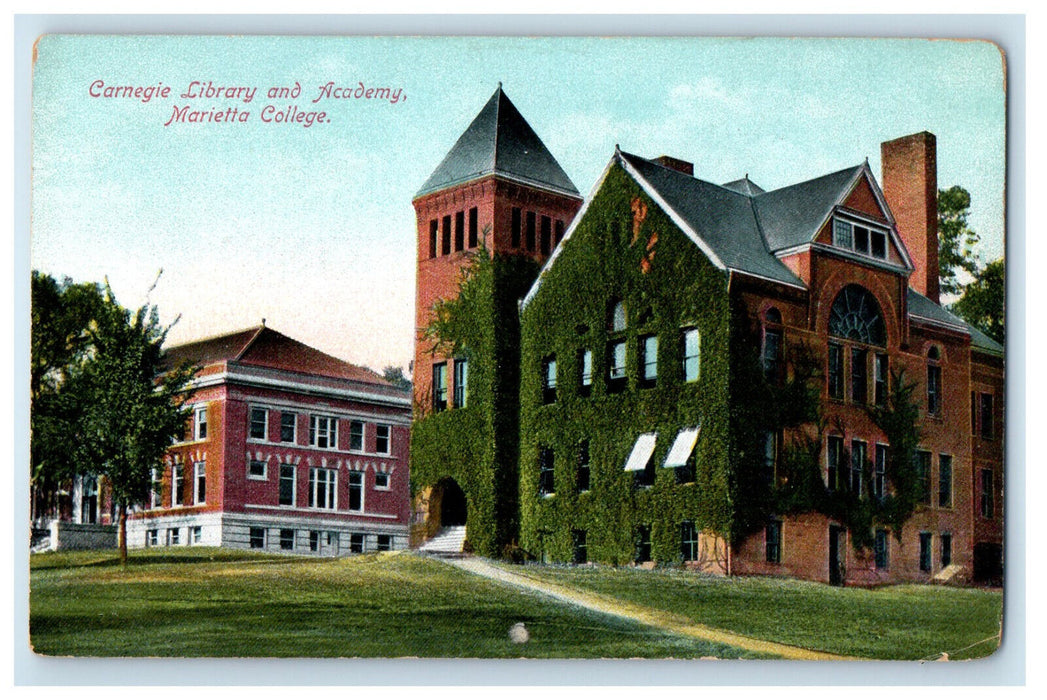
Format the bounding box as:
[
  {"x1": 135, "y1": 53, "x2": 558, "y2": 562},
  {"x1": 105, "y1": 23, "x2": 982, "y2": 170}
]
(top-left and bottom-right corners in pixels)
[{"x1": 434, "y1": 477, "x2": 467, "y2": 527}]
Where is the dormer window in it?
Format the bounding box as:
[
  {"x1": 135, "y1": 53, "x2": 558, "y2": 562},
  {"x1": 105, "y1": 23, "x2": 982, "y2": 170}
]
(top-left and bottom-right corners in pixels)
[{"x1": 833, "y1": 217, "x2": 888, "y2": 260}]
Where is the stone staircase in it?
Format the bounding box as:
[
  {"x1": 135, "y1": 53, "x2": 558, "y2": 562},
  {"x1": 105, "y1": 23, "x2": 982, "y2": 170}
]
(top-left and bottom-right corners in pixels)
[{"x1": 418, "y1": 525, "x2": 467, "y2": 557}]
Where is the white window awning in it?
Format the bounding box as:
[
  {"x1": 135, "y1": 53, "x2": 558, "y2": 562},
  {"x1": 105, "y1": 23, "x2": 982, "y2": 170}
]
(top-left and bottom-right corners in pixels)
[
  {"x1": 663, "y1": 425, "x2": 701, "y2": 468},
  {"x1": 623, "y1": 432, "x2": 658, "y2": 471}
]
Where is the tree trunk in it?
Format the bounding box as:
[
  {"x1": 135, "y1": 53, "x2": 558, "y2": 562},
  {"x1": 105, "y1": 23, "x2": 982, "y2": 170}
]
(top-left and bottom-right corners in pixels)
[{"x1": 118, "y1": 502, "x2": 128, "y2": 566}]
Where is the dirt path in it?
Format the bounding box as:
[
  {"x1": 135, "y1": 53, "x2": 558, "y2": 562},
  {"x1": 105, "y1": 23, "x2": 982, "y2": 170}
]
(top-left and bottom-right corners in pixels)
[{"x1": 438, "y1": 555, "x2": 861, "y2": 661}]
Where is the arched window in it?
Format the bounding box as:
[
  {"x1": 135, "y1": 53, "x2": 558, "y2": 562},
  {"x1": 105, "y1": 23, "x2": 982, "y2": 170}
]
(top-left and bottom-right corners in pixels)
[{"x1": 827, "y1": 286, "x2": 886, "y2": 405}]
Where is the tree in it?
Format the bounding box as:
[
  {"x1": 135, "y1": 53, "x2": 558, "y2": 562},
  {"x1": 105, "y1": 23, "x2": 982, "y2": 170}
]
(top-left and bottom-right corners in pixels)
[
  {"x1": 65, "y1": 280, "x2": 196, "y2": 564},
  {"x1": 381, "y1": 365, "x2": 412, "y2": 392},
  {"x1": 953, "y1": 258, "x2": 1005, "y2": 344},
  {"x1": 938, "y1": 185, "x2": 982, "y2": 297}
]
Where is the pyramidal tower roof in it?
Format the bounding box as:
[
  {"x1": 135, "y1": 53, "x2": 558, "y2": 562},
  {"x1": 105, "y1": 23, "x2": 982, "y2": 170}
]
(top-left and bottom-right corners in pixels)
[{"x1": 415, "y1": 85, "x2": 580, "y2": 199}]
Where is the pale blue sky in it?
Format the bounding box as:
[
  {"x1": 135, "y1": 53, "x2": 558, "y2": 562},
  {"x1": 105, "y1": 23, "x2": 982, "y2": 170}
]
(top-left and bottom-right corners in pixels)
[{"x1": 31, "y1": 36, "x2": 1006, "y2": 374}]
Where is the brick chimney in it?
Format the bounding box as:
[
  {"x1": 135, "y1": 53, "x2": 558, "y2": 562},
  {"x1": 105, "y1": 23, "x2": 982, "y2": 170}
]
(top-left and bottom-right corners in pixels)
[
  {"x1": 653, "y1": 155, "x2": 694, "y2": 177},
  {"x1": 881, "y1": 132, "x2": 939, "y2": 303}
]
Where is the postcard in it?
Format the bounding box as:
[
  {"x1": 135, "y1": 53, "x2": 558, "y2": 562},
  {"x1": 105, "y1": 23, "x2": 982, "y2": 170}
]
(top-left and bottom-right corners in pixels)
[{"x1": 27, "y1": 32, "x2": 1007, "y2": 665}]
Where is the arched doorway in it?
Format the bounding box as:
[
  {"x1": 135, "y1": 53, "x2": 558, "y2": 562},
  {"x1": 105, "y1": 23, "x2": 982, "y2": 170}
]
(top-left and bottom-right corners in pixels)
[{"x1": 436, "y1": 478, "x2": 467, "y2": 527}]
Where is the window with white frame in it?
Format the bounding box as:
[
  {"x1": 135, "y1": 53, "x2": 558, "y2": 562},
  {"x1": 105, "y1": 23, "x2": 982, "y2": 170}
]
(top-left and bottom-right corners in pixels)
[
  {"x1": 680, "y1": 520, "x2": 699, "y2": 562},
  {"x1": 578, "y1": 349, "x2": 593, "y2": 396},
  {"x1": 348, "y1": 471, "x2": 363, "y2": 512},
  {"x1": 873, "y1": 444, "x2": 888, "y2": 501},
  {"x1": 194, "y1": 405, "x2": 208, "y2": 440},
  {"x1": 538, "y1": 447, "x2": 555, "y2": 496},
  {"x1": 349, "y1": 421, "x2": 365, "y2": 451},
  {"x1": 433, "y1": 362, "x2": 448, "y2": 412},
  {"x1": 350, "y1": 533, "x2": 365, "y2": 553},
  {"x1": 147, "y1": 529, "x2": 159, "y2": 547},
  {"x1": 191, "y1": 526, "x2": 202, "y2": 545},
  {"x1": 167, "y1": 528, "x2": 181, "y2": 546},
  {"x1": 832, "y1": 217, "x2": 888, "y2": 260},
  {"x1": 607, "y1": 340, "x2": 626, "y2": 392},
  {"x1": 171, "y1": 464, "x2": 183, "y2": 506},
  {"x1": 309, "y1": 468, "x2": 337, "y2": 509},
  {"x1": 310, "y1": 415, "x2": 338, "y2": 449},
  {"x1": 454, "y1": 358, "x2": 469, "y2": 408},
  {"x1": 375, "y1": 425, "x2": 391, "y2": 455},
  {"x1": 193, "y1": 461, "x2": 206, "y2": 505},
  {"x1": 279, "y1": 529, "x2": 295, "y2": 550},
  {"x1": 249, "y1": 407, "x2": 268, "y2": 440},
  {"x1": 375, "y1": 472, "x2": 390, "y2": 489},
  {"x1": 639, "y1": 334, "x2": 658, "y2": 387},
  {"x1": 248, "y1": 460, "x2": 268, "y2": 480},
  {"x1": 377, "y1": 534, "x2": 392, "y2": 551},
  {"x1": 249, "y1": 527, "x2": 265, "y2": 549},
  {"x1": 279, "y1": 464, "x2": 296, "y2": 506},
  {"x1": 280, "y1": 411, "x2": 296, "y2": 443},
  {"x1": 542, "y1": 355, "x2": 558, "y2": 404},
  {"x1": 682, "y1": 328, "x2": 700, "y2": 383}
]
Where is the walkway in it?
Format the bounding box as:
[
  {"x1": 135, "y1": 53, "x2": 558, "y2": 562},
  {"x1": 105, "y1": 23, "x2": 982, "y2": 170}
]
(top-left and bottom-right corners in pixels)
[{"x1": 437, "y1": 555, "x2": 861, "y2": 660}]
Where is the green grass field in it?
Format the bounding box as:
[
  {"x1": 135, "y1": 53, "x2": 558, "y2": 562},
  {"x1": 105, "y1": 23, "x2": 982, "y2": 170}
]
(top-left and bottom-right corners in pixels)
[
  {"x1": 503, "y1": 564, "x2": 1003, "y2": 660},
  {"x1": 29, "y1": 548, "x2": 759, "y2": 658}
]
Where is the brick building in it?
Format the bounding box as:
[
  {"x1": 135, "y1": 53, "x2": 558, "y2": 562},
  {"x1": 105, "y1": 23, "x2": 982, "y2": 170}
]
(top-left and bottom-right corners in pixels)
[
  {"x1": 126, "y1": 325, "x2": 412, "y2": 555},
  {"x1": 413, "y1": 87, "x2": 1003, "y2": 585}
]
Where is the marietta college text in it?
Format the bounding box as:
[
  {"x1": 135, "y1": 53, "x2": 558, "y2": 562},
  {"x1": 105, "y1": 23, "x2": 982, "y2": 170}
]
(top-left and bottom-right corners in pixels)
[{"x1": 88, "y1": 80, "x2": 406, "y2": 128}]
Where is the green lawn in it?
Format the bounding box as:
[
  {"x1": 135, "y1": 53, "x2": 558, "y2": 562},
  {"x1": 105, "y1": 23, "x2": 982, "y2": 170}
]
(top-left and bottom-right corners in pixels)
[
  {"x1": 29, "y1": 548, "x2": 758, "y2": 658},
  {"x1": 503, "y1": 564, "x2": 1003, "y2": 660}
]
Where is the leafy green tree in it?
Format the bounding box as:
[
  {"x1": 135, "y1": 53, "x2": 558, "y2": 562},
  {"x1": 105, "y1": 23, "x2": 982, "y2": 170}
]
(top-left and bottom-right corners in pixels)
[
  {"x1": 953, "y1": 258, "x2": 1005, "y2": 345},
  {"x1": 938, "y1": 185, "x2": 982, "y2": 297},
  {"x1": 381, "y1": 365, "x2": 412, "y2": 392},
  {"x1": 65, "y1": 281, "x2": 196, "y2": 564}
]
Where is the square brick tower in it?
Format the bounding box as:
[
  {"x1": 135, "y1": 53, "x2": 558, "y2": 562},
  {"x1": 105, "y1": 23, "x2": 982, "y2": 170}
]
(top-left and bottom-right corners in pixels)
[{"x1": 410, "y1": 85, "x2": 583, "y2": 555}]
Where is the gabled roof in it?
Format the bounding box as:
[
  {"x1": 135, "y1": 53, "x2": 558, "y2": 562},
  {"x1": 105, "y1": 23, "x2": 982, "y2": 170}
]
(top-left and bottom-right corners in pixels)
[
  {"x1": 164, "y1": 326, "x2": 390, "y2": 386},
  {"x1": 752, "y1": 164, "x2": 866, "y2": 252},
  {"x1": 414, "y1": 85, "x2": 580, "y2": 199}
]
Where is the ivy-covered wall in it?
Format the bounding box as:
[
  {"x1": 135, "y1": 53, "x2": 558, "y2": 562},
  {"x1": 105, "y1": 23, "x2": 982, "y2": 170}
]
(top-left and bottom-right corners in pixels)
[
  {"x1": 518, "y1": 164, "x2": 733, "y2": 565},
  {"x1": 409, "y1": 251, "x2": 539, "y2": 557}
]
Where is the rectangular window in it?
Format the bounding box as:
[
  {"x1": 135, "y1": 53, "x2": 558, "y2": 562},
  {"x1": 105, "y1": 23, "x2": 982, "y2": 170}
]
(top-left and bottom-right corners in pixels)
[
  {"x1": 639, "y1": 334, "x2": 658, "y2": 386},
  {"x1": 538, "y1": 447, "x2": 555, "y2": 496},
  {"x1": 350, "y1": 533, "x2": 365, "y2": 553},
  {"x1": 429, "y1": 219, "x2": 438, "y2": 258},
  {"x1": 915, "y1": 451, "x2": 932, "y2": 506},
  {"x1": 525, "y1": 211, "x2": 536, "y2": 251},
  {"x1": 555, "y1": 219, "x2": 565, "y2": 244},
  {"x1": 828, "y1": 343, "x2": 844, "y2": 400},
  {"x1": 377, "y1": 534, "x2": 392, "y2": 551},
  {"x1": 851, "y1": 348, "x2": 868, "y2": 404},
  {"x1": 874, "y1": 353, "x2": 889, "y2": 407},
  {"x1": 249, "y1": 527, "x2": 265, "y2": 549},
  {"x1": 874, "y1": 529, "x2": 889, "y2": 570},
  {"x1": 249, "y1": 407, "x2": 268, "y2": 440},
  {"x1": 280, "y1": 529, "x2": 294, "y2": 550},
  {"x1": 309, "y1": 531, "x2": 319, "y2": 552},
  {"x1": 927, "y1": 364, "x2": 942, "y2": 416},
  {"x1": 191, "y1": 526, "x2": 202, "y2": 545},
  {"x1": 147, "y1": 529, "x2": 159, "y2": 547},
  {"x1": 167, "y1": 528, "x2": 181, "y2": 546},
  {"x1": 980, "y1": 469, "x2": 994, "y2": 518},
  {"x1": 171, "y1": 464, "x2": 183, "y2": 507},
  {"x1": 826, "y1": 436, "x2": 844, "y2": 491},
  {"x1": 682, "y1": 328, "x2": 700, "y2": 382},
  {"x1": 375, "y1": 472, "x2": 390, "y2": 489},
  {"x1": 327, "y1": 532, "x2": 339, "y2": 550},
  {"x1": 511, "y1": 207, "x2": 521, "y2": 248},
  {"x1": 309, "y1": 468, "x2": 337, "y2": 509},
  {"x1": 540, "y1": 215, "x2": 552, "y2": 255},
  {"x1": 854, "y1": 225, "x2": 870, "y2": 254},
  {"x1": 765, "y1": 520, "x2": 782, "y2": 564},
  {"x1": 280, "y1": 412, "x2": 296, "y2": 443},
  {"x1": 578, "y1": 349, "x2": 593, "y2": 396},
  {"x1": 454, "y1": 358, "x2": 469, "y2": 408},
  {"x1": 433, "y1": 362, "x2": 448, "y2": 412},
  {"x1": 193, "y1": 461, "x2": 206, "y2": 505},
  {"x1": 870, "y1": 230, "x2": 887, "y2": 259},
  {"x1": 150, "y1": 468, "x2": 161, "y2": 508},
  {"x1": 634, "y1": 525, "x2": 652, "y2": 563},
  {"x1": 441, "y1": 214, "x2": 452, "y2": 255},
  {"x1": 349, "y1": 421, "x2": 365, "y2": 451},
  {"x1": 454, "y1": 210, "x2": 465, "y2": 252},
  {"x1": 348, "y1": 471, "x2": 363, "y2": 512},
  {"x1": 919, "y1": 532, "x2": 932, "y2": 572},
  {"x1": 763, "y1": 432, "x2": 777, "y2": 486},
  {"x1": 762, "y1": 327, "x2": 781, "y2": 383},
  {"x1": 607, "y1": 340, "x2": 626, "y2": 392},
  {"x1": 309, "y1": 415, "x2": 338, "y2": 449},
  {"x1": 850, "y1": 440, "x2": 865, "y2": 496},
  {"x1": 577, "y1": 440, "x2": 590, "y2": 493},
  {"x1": 572, "y1": 530, "x2": 587, "y2": 564},
  {"x1": 873, "y1": 444, "x2": 888, "y2": 501},
  {"x1": 542, "y1": 356, "x2": 558, "y2": 404},
  {"x1": 279, "y1": 464, "x2": 296, "y2": 506},
  {"x1": 194, "y1": 405, "x2": 208, "y2": 440},
  {"x1": 938, "y1": 454, "x2": 953, "y2": 508},
  {"x1": 833, "y1": 219, "x2": 853, "y2": 248},
  {"x1": 941, "y1": 533, "x2": 952, "y2": 568},
  {"x1": 375, "y1": 425, "x2": 391, "y2": 455},
  {"x1": 681, "y1": 521, "x2": 699, "y2": 562},
  {"x1": 833, "y1": 218, "x2": 888, "y2": 259},
  {"x1": 980, "y1": 393, "x2": 994, "y2": 440},
  {"x1": 468, "y1": 207, "x2": 478, "y2": 248}
]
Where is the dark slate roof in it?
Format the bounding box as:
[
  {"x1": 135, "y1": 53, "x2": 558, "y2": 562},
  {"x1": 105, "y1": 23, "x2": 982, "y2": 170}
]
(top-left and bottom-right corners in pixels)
[
  {"x1": 752, "y1": 164, "x2": 865, "y2": 252},
  {"x1": 415, "y1": 86, "x2": 580, "y2": 199},
  {"x1": 164, "y1": 326, "x2": 392, "y2": 385},
  {"x1": 966, "y1": 323, "x2": 1004, "y2": 355},
  {"x1": 619, "y1": 151, "x2": 805, "y2": 287},
  {"x1": 721, "y1": 176, "x2": 766, "y2": 196},
  {"x1": 907, "y1": 290, "x2": 1004, "y2": 355}
]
